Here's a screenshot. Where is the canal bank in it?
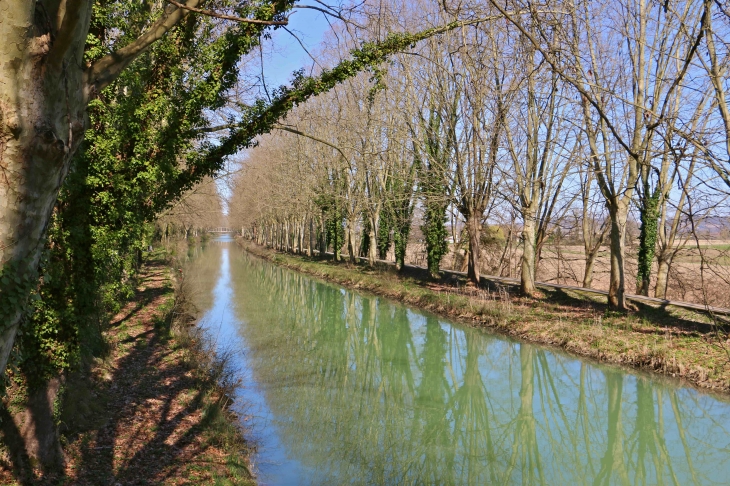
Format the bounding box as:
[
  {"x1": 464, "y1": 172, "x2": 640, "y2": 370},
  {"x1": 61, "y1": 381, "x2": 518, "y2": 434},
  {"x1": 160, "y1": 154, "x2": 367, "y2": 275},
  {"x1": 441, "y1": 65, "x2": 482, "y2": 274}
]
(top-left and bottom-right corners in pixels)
[
  {"x1": 183, "y1": 237, "x2": 730, "y2": 485},
  {"x1": 237, "y1": 239, "x2": 730, "y2": 395},
  {"x1": 13, "y1": 252, "x2": 256, "y2": 485}
]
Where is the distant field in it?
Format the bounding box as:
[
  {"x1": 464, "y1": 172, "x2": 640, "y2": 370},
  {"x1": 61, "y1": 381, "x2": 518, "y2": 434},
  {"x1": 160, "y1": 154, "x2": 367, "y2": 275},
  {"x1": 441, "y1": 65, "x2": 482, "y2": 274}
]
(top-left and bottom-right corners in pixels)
[{"x1": 393, "y1": 239, "x2": 730, "y2": 308}]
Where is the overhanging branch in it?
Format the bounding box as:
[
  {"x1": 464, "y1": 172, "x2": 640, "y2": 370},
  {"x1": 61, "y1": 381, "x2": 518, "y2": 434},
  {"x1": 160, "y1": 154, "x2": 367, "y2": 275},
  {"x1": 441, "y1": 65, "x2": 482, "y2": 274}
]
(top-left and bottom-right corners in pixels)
[
  {"x1": 175, "y1": 15, "x2": 508, "y2": 201},
  {"x1": 164, "y1": 0, "x2": 289, "y2": 25},
  {"x1": 85, "y1": 1, "x2": 202, "y2": 95}
]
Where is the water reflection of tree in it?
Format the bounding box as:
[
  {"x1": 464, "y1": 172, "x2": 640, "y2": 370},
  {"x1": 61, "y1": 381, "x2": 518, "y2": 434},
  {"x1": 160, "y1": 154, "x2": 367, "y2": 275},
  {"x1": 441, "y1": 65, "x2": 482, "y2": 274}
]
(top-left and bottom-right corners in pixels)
[
  {"x1": 594, "y1": 372, "x2": 629, "y2": 486},
  {"x1": 408, "y1": 315, "x2": 454, "y2": 484},
  {"x1": 217, "y1": 250, "x2": 730, "y2": 485},
  {"x1": 503, "y1": 345, "x2": 545, "y2": 484},
  {"x1": 183, "y1": 241, "x2": 221, "y2": 315},
  {"x1": 448, "y1": 331, "x2": 497, "y2": 484}
]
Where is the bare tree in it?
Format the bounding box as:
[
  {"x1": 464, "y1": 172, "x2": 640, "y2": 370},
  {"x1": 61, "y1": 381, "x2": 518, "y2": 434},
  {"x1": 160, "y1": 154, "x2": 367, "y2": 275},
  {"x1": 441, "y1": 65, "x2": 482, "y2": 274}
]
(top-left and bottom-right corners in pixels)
[
  {"x1": 490, "y1": 0, "x2": 708, "y2": 309},
  {"x1": 502, "y1": 29, "x2": 578, "y2": 296}
]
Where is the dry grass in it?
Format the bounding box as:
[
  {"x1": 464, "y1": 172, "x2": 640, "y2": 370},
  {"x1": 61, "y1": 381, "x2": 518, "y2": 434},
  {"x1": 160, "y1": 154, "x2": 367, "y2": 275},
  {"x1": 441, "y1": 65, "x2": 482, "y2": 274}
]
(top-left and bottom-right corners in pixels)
[{"x1": 398, "y1": 240, "x2": 730, "y2": 308}]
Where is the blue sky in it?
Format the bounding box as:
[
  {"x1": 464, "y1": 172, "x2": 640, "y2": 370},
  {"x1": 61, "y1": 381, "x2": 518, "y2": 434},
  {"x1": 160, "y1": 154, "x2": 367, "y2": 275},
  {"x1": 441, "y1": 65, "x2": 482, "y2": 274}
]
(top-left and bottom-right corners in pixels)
[
  {"x1": 217, "y1": 8, "x2": 334, "y2": 214},
  {"x1": 259, "y1": 7, "x2": 334, "y2": 89}
]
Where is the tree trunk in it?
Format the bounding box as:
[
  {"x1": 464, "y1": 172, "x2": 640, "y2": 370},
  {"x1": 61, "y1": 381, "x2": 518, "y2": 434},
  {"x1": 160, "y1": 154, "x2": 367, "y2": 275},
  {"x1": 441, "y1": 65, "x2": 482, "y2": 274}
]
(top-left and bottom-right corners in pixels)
[
  {"x1": 319, "y1": 216, "x2": 327, "y2": 257},
  {"x1": 368, "y1": 226, "x2": 378, "y2": 265},
  {"x1": 636, "y1": 185, "x2": 660, "y2": 296},
  {"x1": 298, "y1": 221, "x2": 304, "y2": 255},
  {"x1": 346, "y1": 220, "x2": 356, "y2": 263},
  {"x1": 607, "y1": 204, "x2": 629, "y2": 310},
  {"x1": 368, "y1": 213, "x2": 379, "y2": 266},
  {"x1": 2, "y1": 378, "x2": 66, "y2": 475},
  {"x1": 0, "y1": 4, "x2": 93, "y2": 380},
  {"x1": 309, "y1": 217, "x2": 314, "y2": 256},
  {"x1": 583, "y1": 249, "x2": 598, "y2": 289},
  {"x1": 465, "y1": 213, "x2": 481, "y2": 285},
  {"x1": 520, "y1": 214, "x2": 538, "y2": 296},
  {"x1": 283, "y1": 222, "x2": 287, "y2": 250},
  {"x1": 290, "y1": 221, "x2": 295, "y2": 253},
  {"x1": 654, "y1": 256, "x2": 672, "y2": 299}
]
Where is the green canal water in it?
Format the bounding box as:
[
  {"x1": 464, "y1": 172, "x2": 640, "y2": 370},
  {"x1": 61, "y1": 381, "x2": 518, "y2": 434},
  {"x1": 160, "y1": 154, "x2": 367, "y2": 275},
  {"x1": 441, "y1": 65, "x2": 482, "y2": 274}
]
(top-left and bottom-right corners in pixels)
[{"x1": 185, "y1": 238, "x2": 730, "y2": 485}]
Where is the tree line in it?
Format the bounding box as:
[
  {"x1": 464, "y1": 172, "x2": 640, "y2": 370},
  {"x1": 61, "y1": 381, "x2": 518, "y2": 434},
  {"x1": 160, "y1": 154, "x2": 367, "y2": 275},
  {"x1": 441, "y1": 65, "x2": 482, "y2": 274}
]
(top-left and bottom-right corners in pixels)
[{"x1": 230, "y1": 0, "x2": 730, "y2": 312}]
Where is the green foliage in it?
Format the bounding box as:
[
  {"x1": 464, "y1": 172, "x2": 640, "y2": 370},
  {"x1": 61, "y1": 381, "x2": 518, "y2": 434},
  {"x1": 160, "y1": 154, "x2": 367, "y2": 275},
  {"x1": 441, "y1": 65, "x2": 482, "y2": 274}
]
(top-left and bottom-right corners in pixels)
[
  {"x1": 9, "y1": 0, "x2": 288, "y2": 387},
  {"x1": 0, "y1": 259, "x2": 36, "y2": 330},
  {"x1": 326, "y1": 212, "x2": 346, "y2": 261},
  {"x1": 423, "y1": 205, "x2": 449, "y2": 277},
  {"x1": 637, "y1": 183, "x2": 661, "y2": 294},
  {"x1": 377, "y1": 212, "x2": 392, "y2": 260},
  {"x1": 392, "y1": 219, "x2": 411, "y2": 270},
  {"x1": 417, "y1": 109, "x2": 452, "y2": 278},
  {"x1": 15, "y1": 248, "x2": 81, "y2": 390},
  {"x1": 388, "y1": 173, "x2": 417, "y2": 270}
]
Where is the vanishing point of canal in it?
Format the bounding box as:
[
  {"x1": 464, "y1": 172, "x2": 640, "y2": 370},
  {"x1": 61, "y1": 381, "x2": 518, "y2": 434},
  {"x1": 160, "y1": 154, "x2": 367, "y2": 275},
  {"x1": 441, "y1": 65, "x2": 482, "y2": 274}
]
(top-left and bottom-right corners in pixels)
[{"x1": 185, "y1": 236, "x2": 730, "y2": 485}]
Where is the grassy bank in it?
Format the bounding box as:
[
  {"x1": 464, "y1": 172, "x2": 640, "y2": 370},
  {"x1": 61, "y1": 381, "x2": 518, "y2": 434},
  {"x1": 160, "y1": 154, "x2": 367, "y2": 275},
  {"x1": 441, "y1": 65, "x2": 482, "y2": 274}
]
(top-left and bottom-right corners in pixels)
[
  {"x1": 1, "y1": 254, "x2": 254, "y2": 485},
  {"x1": 240, "y1": 240, "x2": 730, "y2": 395}
]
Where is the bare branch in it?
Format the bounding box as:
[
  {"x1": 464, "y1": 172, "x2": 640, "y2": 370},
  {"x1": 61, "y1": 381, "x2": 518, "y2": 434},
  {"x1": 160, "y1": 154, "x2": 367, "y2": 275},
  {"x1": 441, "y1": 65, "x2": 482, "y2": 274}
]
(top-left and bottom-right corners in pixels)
[
  {"x1": 273, "y1": 123, "x2": 350, "y2": 164},
  {"x1": 291, "y1": 4, "x2": 365, "y2": 29},
  {"x1": 165, "y1": 0, "x2": 289, "y2": 25},
  {"x1": 282, "y1": 26, "x2": 325, "y2": 68},
  {"x1": 196, "y1": 123, "x2": 241, "y2": 133}
]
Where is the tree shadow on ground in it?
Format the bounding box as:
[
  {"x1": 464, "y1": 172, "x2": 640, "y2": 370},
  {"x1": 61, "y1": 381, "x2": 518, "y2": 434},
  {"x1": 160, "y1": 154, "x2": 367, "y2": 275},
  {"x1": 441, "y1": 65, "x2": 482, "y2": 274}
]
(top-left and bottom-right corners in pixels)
[
  {"x1": 0, "y1": 403, "x2": 35, "y2": 484},
  {"x1": 65, "y1": 326, "x2": 211, "y2": 485},
  {"x1": 55, "y1": 264, "x2": 241, "y2": 485},
  {"x1": 534, "y1": 286, "x2": 722, "y2": 335},
  {"x1": 396, "y1": 260, "x2": 723, "y2": 335},
  {"x1": 110, "y1": 285, "x2": 170, "y2": 328}
]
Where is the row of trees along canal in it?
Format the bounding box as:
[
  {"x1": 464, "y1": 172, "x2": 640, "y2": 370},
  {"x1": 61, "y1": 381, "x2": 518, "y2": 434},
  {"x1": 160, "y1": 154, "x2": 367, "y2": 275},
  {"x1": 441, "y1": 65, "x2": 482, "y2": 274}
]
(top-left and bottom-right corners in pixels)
[
  {"x1": 0, "y1": 0, "x2": 491, "y2": 475},
  {"x1": 229, "y1": 0, "x2": 730, "y2": 313}
]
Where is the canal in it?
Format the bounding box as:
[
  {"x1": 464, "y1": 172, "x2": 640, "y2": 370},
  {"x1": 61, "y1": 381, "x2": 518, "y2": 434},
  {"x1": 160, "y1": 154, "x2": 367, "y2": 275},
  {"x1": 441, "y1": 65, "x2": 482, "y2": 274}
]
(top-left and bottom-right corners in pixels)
[{"x1": 185, "y1": 237, "x2": 730, "y2": 485}]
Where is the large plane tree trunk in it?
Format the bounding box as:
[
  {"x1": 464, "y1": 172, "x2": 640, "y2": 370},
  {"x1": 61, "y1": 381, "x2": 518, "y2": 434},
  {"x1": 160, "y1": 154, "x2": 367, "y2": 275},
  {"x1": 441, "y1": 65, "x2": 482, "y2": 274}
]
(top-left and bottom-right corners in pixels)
[
  {"x1": 520, "y1": 214, "x2": 538, "y2": 296},
  {"x1": 368, "y1": 212, "x2": 379, "y2": 266},
  {"x1": 0, "y1": 4, "x2": 91, "y2": 379},
  {"x1": 607, "y1": 202, "x2": 630, "y2": 310},
  {"x1": 0, "y1": 2, "x2": 202, "y2": 472},
  {"x1": 346, "y1": 219, "x2": 357, "y2": 264},
  {"x1": 654, "y1": 256, "x2": 672, "y2": 299}
]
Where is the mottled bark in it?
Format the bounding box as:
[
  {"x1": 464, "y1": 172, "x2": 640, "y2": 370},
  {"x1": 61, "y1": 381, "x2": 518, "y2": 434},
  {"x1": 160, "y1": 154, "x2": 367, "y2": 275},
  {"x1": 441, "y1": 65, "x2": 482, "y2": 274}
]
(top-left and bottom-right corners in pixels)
[
  {"x1": 607, "y1": 204, "x2": 629, "y2": 310},
  {"x1": 520, "y1": 215, "x2": 538, "y2": 296},
  {"x1": 0, "y1": 3, "x2": 92, "y2": 377},
  {"x1": 368, "y1": 213, "x2": 379, "y2": 266},
  {"x1": 654, "y1": 256, "x2": 672, "y2": 300},
  {"x1": 582, "y1": 248, "x2": 598, "y2": 289},
  {"x1": 465, "y1": 213, "x2": 481, "y2": 285}
]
